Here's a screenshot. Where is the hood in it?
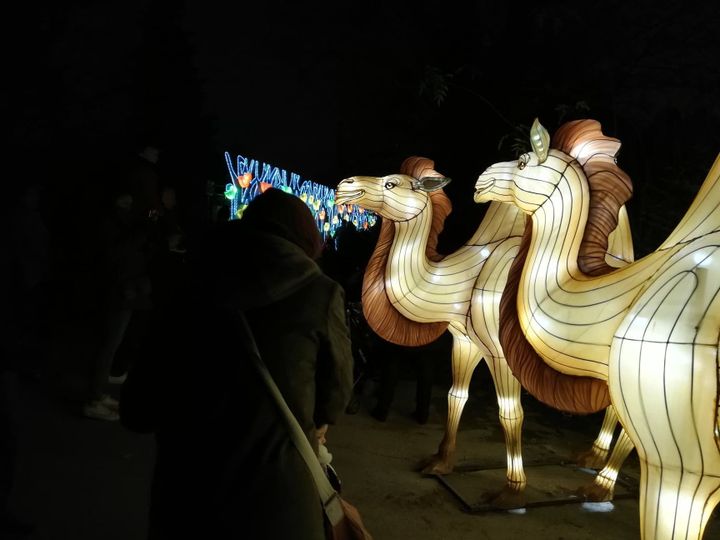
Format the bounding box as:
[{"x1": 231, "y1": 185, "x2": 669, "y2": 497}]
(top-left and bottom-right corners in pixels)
[{"x1": 214, "y1": 231, "x2": 322, "y2": 311}]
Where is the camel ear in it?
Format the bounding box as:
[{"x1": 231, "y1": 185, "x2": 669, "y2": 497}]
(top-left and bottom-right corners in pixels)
[
  {"x1": 414, "y1": 176, "x2": 451, "y2": 192},
  {"x1": 530, "y1": 118, "x2": 550, "y2": 163}
]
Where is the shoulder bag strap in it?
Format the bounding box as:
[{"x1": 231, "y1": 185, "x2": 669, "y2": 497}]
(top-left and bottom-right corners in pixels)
[{"x1": 236, "y1": 311, "x2": 345, "y2": 527}]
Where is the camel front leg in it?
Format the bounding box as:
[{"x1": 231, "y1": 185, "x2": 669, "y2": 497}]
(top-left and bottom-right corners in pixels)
[
  {"x1": 421, "y1": 335, "x2": 481, "y2": 475},
  {"x1": 574, "y1": 405, "x2": 619, "y2": 469},
  {"x1": 579, "y1": 427, "x2": 634, "y2": 502},
  {"x1": 484, "y1": 355, "x2": 526, "y2": 509}
]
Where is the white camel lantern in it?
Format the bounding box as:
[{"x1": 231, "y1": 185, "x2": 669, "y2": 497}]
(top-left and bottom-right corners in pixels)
[
  {"x1": 474, "y1": 118, "x2": 720, "y2": 539},
  {"x1": 336, "y1": 156, "x2": 636, "y2": 507}
]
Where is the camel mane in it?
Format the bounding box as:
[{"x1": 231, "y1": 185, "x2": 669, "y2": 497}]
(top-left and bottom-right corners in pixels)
[
  {"x1": 361, "y1": 157, "x2": 451, "y2": 346},
  {"x1": 553, "y1": 119, "x2": 634, "y2": 275}
]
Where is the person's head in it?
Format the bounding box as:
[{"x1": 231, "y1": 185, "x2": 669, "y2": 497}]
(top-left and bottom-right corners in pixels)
[{"x1": 241, "y1": 188, "x2": 322, "y2": 259}]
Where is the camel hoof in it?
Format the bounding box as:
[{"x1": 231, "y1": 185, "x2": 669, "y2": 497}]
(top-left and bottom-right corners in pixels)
[
  {"x1": 577, "y1": 482, "x2": 614, "y2": 502},
  {"x1": 419, "y1": 455, "x2": 454, "y2": 475},
  {"x1": 573, "y1": 448, "x2": 608, "y2": 469}
]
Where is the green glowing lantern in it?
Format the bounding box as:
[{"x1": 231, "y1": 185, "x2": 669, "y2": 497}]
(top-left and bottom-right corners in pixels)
[
  {"x1": 235, "y1": 203, "x2": 248, "y2": 219},
  {"x1": 225, "y1": 183, "x2": 238, "y2": 200}
]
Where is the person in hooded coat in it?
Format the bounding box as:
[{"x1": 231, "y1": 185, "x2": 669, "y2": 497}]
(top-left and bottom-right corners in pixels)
[{"x1": 120, "y1": 188, "x2": 354, "y2": 540}]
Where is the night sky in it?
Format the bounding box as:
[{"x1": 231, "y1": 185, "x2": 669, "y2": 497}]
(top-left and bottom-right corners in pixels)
[{"x1": 8, "y1": 1, "x2": 720, "y2": 257}]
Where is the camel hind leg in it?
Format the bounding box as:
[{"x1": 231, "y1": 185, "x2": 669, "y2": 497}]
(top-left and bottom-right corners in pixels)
[
  {"x1": 579, "y1": 428, "x2": 634, "y2": 502},
  {"x1": 421, "y1": 333, "x2": 481, "y2": 475},
  {"x1": 575, "y1": 406, "x2": 619, "y2": 469}
]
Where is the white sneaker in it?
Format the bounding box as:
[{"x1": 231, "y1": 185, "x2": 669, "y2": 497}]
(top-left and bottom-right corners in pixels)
[
  {"x1": 100, "y1": 394, "x2": 119, "y2": 411},
  {"x1": 83, "y1": 401, "x2": 119, "y2": 421},
  {"x1": 108, "y1": 372, "x2": 127, "y2": 384}
]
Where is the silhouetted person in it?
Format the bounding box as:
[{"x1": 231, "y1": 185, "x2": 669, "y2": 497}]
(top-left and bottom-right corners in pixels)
[
  {"x1": 157, "y1": 186, "x2": 184, "y2": 252},
  {"x1": 120, "y1": 188, "x2": 354, "y2": 539},
  {"x1": 84, "y1": 190, "x2": 152, "y2": 421},
  {"x1": 148, "y1": 185, "x2": 187, "y2": 311},
  {"x1": 6, "y1": 184, "x2": 53, "y2": 379},
  {"x1": 125, "y1": 145, "x2": 162, "y2": 221},
  {"x1": 330, "y1": 220, "x2": 368, "y2": 303},
  {"x1": 214, "y1": 204, "x2": 231, "y2": 223},
  {"x1": 319, "y1": 221, "x2": 378, "y2": 414},
  {"x1": 371, "y1": 332, "x2": 452, "y2": 424}
]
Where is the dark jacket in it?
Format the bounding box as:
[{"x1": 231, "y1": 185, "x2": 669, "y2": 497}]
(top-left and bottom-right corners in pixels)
[
  {"x1": 120, "y1": 229, "x2": 353, "y2": 539},
  {"x1": 100, "y1": 208, "x2": 152, "y2": 311}
]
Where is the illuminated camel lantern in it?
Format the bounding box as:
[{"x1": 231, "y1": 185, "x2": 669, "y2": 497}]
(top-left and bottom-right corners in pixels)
[
  {"x1": 336, "y1": 156, "x2": 634, "y2": 507},
  {"x1": 474, "y1": 118, "x2": 720, "y2": 539}
]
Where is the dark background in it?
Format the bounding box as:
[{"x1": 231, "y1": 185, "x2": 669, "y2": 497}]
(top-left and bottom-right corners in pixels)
[{"x1": 7, "y1": 0, "x2": 720, "y2": 260}]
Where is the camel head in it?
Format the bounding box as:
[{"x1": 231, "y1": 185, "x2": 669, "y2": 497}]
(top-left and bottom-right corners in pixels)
[
  {"x1": 336, "y1": 173, "x2": 450, "y2": 222},
  {"x1": 474, "y1": 118, "x2": 569, "y2": 214}
]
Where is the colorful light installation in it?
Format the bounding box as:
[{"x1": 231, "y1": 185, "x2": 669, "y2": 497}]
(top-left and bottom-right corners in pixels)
[{"x1": 224, "y1": 152, "x2": 377, "y2": 237}]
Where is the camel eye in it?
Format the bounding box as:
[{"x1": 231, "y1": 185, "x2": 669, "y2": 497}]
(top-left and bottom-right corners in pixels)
[
  {"x1": 518, "y1": 154, "x2": 529, "y2": 170},
  {"x1": 385, "y1": 181, "x2": 397, "y2": 190}
]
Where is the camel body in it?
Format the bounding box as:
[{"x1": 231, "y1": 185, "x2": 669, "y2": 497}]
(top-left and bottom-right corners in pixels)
[{"x1": 475, "y1": 119, "x2": 720, "y2": 538}]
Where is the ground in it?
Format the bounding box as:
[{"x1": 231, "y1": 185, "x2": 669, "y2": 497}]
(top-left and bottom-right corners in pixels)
[{"x1": 6, "y1": 315, "x2": 720, "y2": 540}]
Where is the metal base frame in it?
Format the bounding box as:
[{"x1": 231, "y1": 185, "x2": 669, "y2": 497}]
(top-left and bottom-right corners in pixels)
[{"x1": 431, "y1": 460, "x2": 639, "y2": 514}]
